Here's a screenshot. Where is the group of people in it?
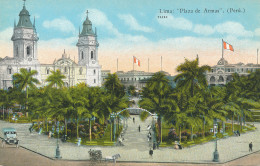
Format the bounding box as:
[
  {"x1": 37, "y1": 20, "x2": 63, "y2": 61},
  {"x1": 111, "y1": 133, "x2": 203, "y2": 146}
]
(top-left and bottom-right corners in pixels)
[{"x1": 234, "y1": 130, "x2": 241, "y2": 136}]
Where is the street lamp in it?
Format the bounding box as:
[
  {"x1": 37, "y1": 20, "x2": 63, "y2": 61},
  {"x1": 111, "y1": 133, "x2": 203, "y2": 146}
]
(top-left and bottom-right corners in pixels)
[
  {"x1": 152, "y1": 114, "x2": 158, "y2": 149},
  {"x1": 110, "y1": 113, "x2": 116, "y2": 142},
  {"x1": 55, "y1": 121, "x2": 61, "y2": 159},
  {"x1": 213, "y1": 119, "x2": 219, "y2": 162}
]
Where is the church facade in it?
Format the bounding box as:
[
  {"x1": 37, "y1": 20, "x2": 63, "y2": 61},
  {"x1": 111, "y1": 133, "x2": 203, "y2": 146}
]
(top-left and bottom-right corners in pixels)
[{"x1": 0, "y1": 4, "x2": 101, "y2": 89}]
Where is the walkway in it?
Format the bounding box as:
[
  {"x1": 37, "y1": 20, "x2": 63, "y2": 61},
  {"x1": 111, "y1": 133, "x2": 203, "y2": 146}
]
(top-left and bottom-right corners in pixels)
[{"x1": 0, "y1": 118, "x2": 260, "y2": 163}]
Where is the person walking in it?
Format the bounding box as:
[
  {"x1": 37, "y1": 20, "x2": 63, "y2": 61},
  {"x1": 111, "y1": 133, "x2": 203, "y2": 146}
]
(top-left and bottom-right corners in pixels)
[
  {"x1": 133, "y1": 117, "x2": 135, "y2": 123},
  {"x1": 138, "y1": 125, "x2": 141, "y2": 132},
  {"x1": 149, "y1": 148, "x2": 153, "y2": 158},
  {"x1": 249, "y1": 142, "x2": 253, "y2": 152}
]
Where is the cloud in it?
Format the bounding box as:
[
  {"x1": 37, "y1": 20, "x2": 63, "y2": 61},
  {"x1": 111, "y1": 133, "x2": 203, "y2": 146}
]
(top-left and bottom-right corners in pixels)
[
  {"x1": 255, "y1": 28, "x2": 260, "y2": 36},
  {"x1": 157, "y1": 15, "x2": 193, "y2": 30},
  {"x1": 40, "y1": 37, "x2": 77, "y2": 49},
  {"x1": 118, "y1": 14, "x2": 154, "y2": 33},
  {"x1": 42, "y1": 17, "x2": 76, "y2": 34},
  {"x1": 215, "y1": 21, "x2": 253, "y2": 37},
  {"x1": 81, "y1": 9, "x2": 121, "y2": 37},
  {"x1": 0, "y1": 27, "x2": 13, "y2": 41},
  {"x1": 193, "y1": 24, "x2": 215, "y2": 36}
]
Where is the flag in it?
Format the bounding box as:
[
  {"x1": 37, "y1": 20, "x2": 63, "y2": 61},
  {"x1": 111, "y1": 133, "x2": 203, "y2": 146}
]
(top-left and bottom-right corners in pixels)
[
  {"x1": 223, "y1": 40, "x2": 234, "y2": 51},
  {"x1": 134, "y1": 56, "x2": 140, "y2": 66}
]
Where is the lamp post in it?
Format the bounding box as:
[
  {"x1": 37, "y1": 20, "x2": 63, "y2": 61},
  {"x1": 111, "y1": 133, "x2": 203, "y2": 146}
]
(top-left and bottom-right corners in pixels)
[
  {"x1": 213, "y1": 119, "x2": 219, "y2": 162},
  {"x1": 55, "y1": 121, "x2": 61, "y2": 159},
  {"x1": 110, "y1": 113, "x2": 116, "y2": 142}
]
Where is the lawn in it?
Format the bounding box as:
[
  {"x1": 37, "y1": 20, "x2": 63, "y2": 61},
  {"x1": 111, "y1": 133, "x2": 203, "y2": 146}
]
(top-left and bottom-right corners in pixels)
[{"x1": 160, "y1": 120, "x2": 256, "y2": 148}]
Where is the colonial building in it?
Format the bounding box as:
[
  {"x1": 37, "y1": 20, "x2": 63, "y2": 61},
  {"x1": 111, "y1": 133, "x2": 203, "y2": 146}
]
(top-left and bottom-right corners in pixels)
[
  {"x1": 206, "y1": 58, "x2": 260, "y2": 86},
  {"x1": 0, "y1": 3, "x2": 101, "y2": 89},
  {"x1": 101, "y1": 70, "x2": 171, "y2": 90}
]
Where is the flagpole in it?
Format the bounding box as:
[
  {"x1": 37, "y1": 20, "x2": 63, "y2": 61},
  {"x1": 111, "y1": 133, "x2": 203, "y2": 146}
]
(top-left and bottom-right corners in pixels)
[
  {"x1": 148, "y1": 58, "x2": 150, "y2": 72},
  {"x1": 161, "y1": 56, "x2": 162, "y2": 71},
  {"x1": 257, "y1": 49, "x2": 259, "y2": 65},
  {"x1": 133, "y1": 56, "x2": 134, "y2": 71},
  {"x1": 117, "y1": 58, "x2": 118, "y2": 72},
  {"x1": 222, "y1": 39, "x2": 224, "y2": 59}
]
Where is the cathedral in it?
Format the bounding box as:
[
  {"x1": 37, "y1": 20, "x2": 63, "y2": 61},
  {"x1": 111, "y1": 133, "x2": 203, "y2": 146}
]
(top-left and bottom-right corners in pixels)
[{"x1": 0, "y1": 3, "x2": 101, "y2": 89}]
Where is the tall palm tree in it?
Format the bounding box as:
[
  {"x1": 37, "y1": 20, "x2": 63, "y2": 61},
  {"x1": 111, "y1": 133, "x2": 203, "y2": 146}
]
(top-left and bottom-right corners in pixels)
[
  {"x1": 46, "y1": 69, "x2": 66, "y2": 88},
  {"x1": 174, "y1": 57, "x2": 211, "y2": 140},
  {"x1": 140, "y1": 72, "x2": 173, "y2": 142},
  {"x1": 104, "y1": 73, "x2": 125, "y2": 98},
  {"x1": 13, "y1": 68, "x2": 40, "y2": 113}
]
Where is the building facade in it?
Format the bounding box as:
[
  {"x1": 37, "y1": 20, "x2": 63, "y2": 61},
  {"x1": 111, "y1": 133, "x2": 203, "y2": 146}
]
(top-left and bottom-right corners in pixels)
[
  {"x1": 206, "y1": 58, "x2": 260, "y2": 86},
  {"x1": 101, "y1": 70, "x2": 171, "y2": 90},
  {"x1": 0, "y1": 4, "x2": 101, "y2": 89}
]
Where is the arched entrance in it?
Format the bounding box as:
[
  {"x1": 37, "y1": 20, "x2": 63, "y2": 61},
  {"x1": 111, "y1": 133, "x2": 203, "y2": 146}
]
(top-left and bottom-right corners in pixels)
[{"x1": 110, "y1": 108, "x2": 157, "y2": 143}]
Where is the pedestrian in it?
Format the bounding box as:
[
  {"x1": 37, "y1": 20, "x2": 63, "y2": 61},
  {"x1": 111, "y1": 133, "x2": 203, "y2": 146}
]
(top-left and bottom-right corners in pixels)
[
  {"x1": 149, "y1": 148, "x2": 153, "y2": 158},
  {"x1": 133, "y1": 117, "x2": 135, "y2": 123},
  {"x1": 147, "y1": 125, "x2": 151, "y2": 130},
  {"x1": 48, "y1": 131, "x2": 52, "y2": 138},
  {"x1": 249, "y1": 142, "x2": 253, "y2": 152},
  {"x1": 237, "y1": 130, "x2": 240, "y2": 136},
  {"x1": 138, "y1": 125, "x2": 141, "y2": 132}
]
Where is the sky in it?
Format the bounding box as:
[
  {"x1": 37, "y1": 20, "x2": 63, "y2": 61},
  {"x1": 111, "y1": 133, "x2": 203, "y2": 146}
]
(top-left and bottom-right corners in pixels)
[{"x1": 0, "y1": 0, "x2": 260, "y2": 75}]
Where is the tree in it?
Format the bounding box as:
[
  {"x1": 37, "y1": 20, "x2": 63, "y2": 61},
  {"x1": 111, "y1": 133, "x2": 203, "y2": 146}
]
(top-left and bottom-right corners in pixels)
[
  {"x1": 104, "y1": 73, "x2": 125, "y2": 98},
  {"x1": 46, "y1": 69, "x2": 66, "y2": 88},
  {"x1": 174, "y1": 57, "x2": 211, "y2": 140},
  {"x1": 127, "y1": 85, "x2": 136, "y2": 96},
  {"x1": 139, "y1": 72, "x2": 173, "y2": 142},
  {"x1": 13, "y1": 68, "x2": 39, "y2": 113}
]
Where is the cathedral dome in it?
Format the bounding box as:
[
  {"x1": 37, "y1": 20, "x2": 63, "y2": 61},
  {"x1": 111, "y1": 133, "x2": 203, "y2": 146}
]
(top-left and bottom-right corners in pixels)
[
  {"x1": 217, "y1": 58, "x2": 228, "y2": 65},
  {"x1": 17, "y1": 5, "x2": 33, "y2": 28},
  {"x1": 80, "y1": 15, "x2": 95, "y2": 36},
  {"x1": 83, "y1": 18, "x2": 92, "y2": 25},
  {"x1": 19, "y1": 6, "x2": 30, "y2": 16}
]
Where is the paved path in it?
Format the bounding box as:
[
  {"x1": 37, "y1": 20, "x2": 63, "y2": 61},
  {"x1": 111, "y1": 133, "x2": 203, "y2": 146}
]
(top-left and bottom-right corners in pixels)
[{"x1": 0, "y1": 118, "x2": 260, "y2": 163}]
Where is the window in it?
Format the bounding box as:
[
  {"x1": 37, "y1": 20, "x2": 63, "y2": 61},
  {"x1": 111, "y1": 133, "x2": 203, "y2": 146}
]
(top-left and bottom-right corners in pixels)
[
  {"x1": 211, "y1": 69, "x2": 214, "y2": 73},
  {"x1": 64, "y1": 67, "x2": 67, "y2": 73},
  {"x1": 91, "y1": 51, "x2": 94, "y2": 60},
  {"x1": 94, "y1": 79, "x2": 96, "y2": 83},
  {"x1": 79, "y1": 67, "x2": 83, "y2": 75},
  {"x1": 241, "y1": 68, "x2": 244, "y2": 72},
  {"x1": 47, "y1": 69, "x2": 50, "y2": 74},
  {"x1": 93, "y1": 69, "x2": 96, "y2": 75},
  {"x1": 8, "y1": 68, "x2": 12, "y2": 74},
  {"x1": 81, "y1": 51, "x2": 84, "y2": 59},
  {"x1": 26, "y1": 46, "x2": 31, "y2": 56},
  {"x1": 16, "y1": 46, "x2": 19, "y2": 57},
  {"x1": 228, "y1": 68, "x2": 230, "y2": 72}
]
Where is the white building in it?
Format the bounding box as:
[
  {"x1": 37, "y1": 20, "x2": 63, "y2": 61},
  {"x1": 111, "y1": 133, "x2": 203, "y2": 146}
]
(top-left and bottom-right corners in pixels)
[
  {"x1": 0, "y1": 3, "x2": 101, "y2": 89},
  {"x1": 101, "y1": 70, "x2": 171, "y2": 90},
  {"x1": 207, "y1": 58, "x2": 260, "y2": 85}
]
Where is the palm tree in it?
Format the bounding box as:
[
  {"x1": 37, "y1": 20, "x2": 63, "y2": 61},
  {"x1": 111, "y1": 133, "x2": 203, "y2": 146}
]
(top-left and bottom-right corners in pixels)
[
  {"x1": 174, "y1": 57, "x2": 210, "y2": 140},
  {"x1": 104, "y1": 73, "x2": 125, "y2": 98},
  {"x1": 70, "y1": 85, "x2": 89, "y2": 139},
  {"x1": 139, "y1": 72, "x2": 173, "y2": 142},
  {"x1": 101, "y1": 93, "x2": 128, "y2": 141},
  {"x1": 13, "y1": 68, "x2": 40, "y2": 113},
  {"x1": 46, "y1": 69, "x2": 66, "y2": 88}
]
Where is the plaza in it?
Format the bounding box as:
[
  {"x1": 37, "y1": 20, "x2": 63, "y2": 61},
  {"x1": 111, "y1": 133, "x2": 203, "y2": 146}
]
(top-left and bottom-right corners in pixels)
[{"x1": 0, "y1": 115, "x2": 259, "y2": 164}]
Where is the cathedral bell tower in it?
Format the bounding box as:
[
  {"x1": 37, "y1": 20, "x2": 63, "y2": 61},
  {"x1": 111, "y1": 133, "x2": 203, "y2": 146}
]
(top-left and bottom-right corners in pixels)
[
  {"x1": 76, "y1": 10, "x2": 101, "y2": 87},
  {"x1": 11, "y1": 1, "x2": 39, "y2": 63}
]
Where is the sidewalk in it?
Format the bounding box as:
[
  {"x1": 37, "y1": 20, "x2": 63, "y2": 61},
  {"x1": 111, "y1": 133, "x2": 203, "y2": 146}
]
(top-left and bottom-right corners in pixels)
[{"x1": 0, "y1": 118, "x2": 259, "y2": 163}]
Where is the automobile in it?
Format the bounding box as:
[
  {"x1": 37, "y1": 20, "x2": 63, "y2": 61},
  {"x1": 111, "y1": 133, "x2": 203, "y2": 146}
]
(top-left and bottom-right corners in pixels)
[{"x1": 2, "y1": 128, "x2": 19, "y2": 148}]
